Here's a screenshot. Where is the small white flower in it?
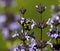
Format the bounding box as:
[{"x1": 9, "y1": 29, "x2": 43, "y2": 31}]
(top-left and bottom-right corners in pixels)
[
  {"x1": 36, "y1": 5, "x2": 38, "y2": 8},
  {"x1": 51, "y1": 5, "x2": 55, "y2": 11},
  {"x1": 45, "y1": 6, "x2": 47, "y2": 9},
  {"x1": 21, "y1": 49, "x2": 25, "y2": 51},
  {"x1": 46, "y1": 18, "x2": 51, "y2": 25},
  {"x1": 12, "y1": 33, "x2": 19, "y2": 38},
  {"x1": 46, "y1": 39, "x2": 53, "y2": 48},
  {"x1": 49, "y1": 29, "x2": 52, "y2": 31},
  {"x1": 31, "y1": 20, "x2": 36, "y2": 29},
  {"x1": 20, "y1": 17, "x2": 25, "y2": 24},
  {"x1": 51, "y1": 25, "x2": 53, "y2": 28},
  {"x1": 51, "y1": 20, "x2": 54, "y2": 23},
  {"x1": 55, "y1": 16, "x2": 59, "y2": 20}
]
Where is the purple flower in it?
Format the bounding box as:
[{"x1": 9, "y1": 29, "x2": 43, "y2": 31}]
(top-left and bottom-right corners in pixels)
[
  {"x1": 2, "y1": 27, "x2": 10, "y2": 39},
  {"x1": 0, "y1": 14, "x2": 6, "y2": 24},
  {"x1": 14, "y1": 14, "x2": 21, "y2": 21},
  {"x1": 0, "y1": 0, "x2": 6, "y2": 7},
  {"x1": 8, "y1": 22, "x2": 20, "y2": 31},
  {"x1": 10, "y1": 45, "x2": 20, "y2": 51},
  {"x1": 5, "y1": 0, "x2": 16, "y2": 7},
  {"x1": 0, "y1": 14, "x2": 7, "y2": 29},
  {"x1": 47, "y1": 30, "x2": 58, "y2": 38},
  {"x1": 30, "y1": 38, "x2": 37, "y2": 48}
]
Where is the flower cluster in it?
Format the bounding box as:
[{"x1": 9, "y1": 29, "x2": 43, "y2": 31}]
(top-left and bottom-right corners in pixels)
[
  {"x1": 1, "y1": 0, "x2": 60, "y2": 51},
  {"x1": 0, "y1": 0, "x2": 16, "y2": 7},
  {"x1": 46, "y1": 5, "x2": 60, "y2": 51}
]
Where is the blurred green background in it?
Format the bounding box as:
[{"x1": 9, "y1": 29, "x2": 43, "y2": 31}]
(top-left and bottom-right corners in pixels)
[{"x1": 0, "y1": 0, "x2": 59, "y2": 51}]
